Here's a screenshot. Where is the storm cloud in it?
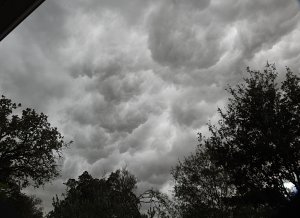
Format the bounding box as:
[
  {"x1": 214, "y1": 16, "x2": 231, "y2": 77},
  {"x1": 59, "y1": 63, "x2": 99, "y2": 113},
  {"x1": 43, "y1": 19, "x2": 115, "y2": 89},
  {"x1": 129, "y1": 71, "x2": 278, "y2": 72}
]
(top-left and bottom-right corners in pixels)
[{"x1": 1, "y1": 0, "x2": 300, "y2": 213}]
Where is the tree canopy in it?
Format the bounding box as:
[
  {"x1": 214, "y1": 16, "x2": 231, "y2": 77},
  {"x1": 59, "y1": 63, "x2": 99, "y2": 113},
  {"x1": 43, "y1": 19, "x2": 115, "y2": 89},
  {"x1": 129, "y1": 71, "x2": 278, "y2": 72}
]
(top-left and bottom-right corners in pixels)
[
  {"x1": 207, "y1": 64, "x2": 300, "y2": 202},
  {"x1": 0, "y1": 95, "x2": 69, "y2": 189},
  {"x1": 0, "y1": 95, "x2": 69, "y2": 217},
  {"x1": 172, "y1": 64, "x2": 300, "y2": 217},
  {"x1": 47, "y1": 169, "x2": 142, "y2": 218},
  {"x1": 0, "y1": 183, "x2": 43, "y2": 218},
  {"x1": 171, "y1": 134, "x2": 234, "y2": 217},
  {"x1": 47, "y1": 169, "x2": 178, "y2": 218}
]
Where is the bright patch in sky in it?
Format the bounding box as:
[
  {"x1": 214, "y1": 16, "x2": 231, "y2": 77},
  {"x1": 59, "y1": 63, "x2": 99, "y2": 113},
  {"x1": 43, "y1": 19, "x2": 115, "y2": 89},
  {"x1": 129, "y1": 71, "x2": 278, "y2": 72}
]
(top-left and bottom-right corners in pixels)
[{"x1": 284, "y1": 182, "x2": 297, "y2": 194}]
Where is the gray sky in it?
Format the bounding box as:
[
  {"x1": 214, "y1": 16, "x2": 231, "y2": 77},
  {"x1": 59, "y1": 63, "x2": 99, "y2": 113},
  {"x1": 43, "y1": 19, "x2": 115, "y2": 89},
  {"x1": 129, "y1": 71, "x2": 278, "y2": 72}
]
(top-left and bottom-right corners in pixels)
[{"x1": 1, "y1": 0, "x2": 300, "y2": 213}]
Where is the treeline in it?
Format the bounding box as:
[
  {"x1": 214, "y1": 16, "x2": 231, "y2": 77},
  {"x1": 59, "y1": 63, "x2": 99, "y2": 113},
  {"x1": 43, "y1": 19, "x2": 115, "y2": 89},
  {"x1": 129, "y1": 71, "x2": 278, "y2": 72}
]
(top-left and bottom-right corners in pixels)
[{"x1": 1, "y1": 64, "x2": 300, "y2": 217}]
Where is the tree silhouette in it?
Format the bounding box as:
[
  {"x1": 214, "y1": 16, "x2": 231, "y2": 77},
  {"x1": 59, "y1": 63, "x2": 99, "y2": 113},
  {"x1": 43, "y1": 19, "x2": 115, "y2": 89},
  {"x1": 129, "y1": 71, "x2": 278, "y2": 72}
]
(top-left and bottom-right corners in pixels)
[
  {"x1": 173, "y1": 64, "x2": 300, "y2": 217},
  {"x1": 47, "y1": 169, "x2": 142, "y2": 218},
  {"x1": 0, "y1": 95, "x2": 70, "y2": 217},
  {"x1": 207, "y1": 64, "x2": 300, "y2": 206},
  {"x1": 171, "y1": 134, "x2": 234, "y2": 218},
  {"x1": 0, "y1": 183, "x2": 43, "y2": 218},
  {"x1": 0, "y1": 95, "x2": 70, "y2": 189},
  {"x1": 139, "y1": 189, "x2": 178, "y2": 218}
]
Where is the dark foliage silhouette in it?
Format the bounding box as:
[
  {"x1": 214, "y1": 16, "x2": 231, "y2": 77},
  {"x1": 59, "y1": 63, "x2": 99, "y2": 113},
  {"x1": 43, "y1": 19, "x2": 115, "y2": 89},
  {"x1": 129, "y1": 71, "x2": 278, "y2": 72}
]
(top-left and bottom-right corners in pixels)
[
  {"x1": 0, "y1": 95, "x2": 70, "y2": 188},
  {"x1": 0, "y1": 95, "x2": 70, "y2": 217},
  {"x1": 0, "y1": 183, "x2": 43, "y2": 218},
  {"x1": 207, "y1": 64, "x2": 300, "y2": 205},
  {"x1": 47, "y1": 169, "x2": 142, "y2": 218},
  {"x1": 47, "y1": 169, "x2": 178, "y2": 218},
  {"x1": 273, "y1": 191, "x2": 300, "y2": 218},
  {"x1": 173, "y1": 64, "x2": 300, "y2": 217},
  {"x1": 171, "y1": 134, "x2": 234, "y2": 217},
  {"x1": 139, "y1": 189, "x2": 178, "y2": 218}
]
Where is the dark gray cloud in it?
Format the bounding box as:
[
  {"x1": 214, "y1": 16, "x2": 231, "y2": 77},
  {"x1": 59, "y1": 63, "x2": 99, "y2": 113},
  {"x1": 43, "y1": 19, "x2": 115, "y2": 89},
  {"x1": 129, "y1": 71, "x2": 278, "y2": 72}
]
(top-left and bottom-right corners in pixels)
[
  {"x1": 148, "y1": 0, "x2": 223, "y2": 69},
  {"x1": 1, "y1": 0, "x2": 300, "y2": 213}
]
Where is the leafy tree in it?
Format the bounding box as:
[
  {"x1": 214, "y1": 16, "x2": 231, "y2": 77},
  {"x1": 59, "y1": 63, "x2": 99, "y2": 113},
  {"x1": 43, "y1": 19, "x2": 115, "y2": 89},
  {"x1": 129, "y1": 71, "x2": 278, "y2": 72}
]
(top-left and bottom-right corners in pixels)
[
  {"x1": 171, "y1": 134, "x2": 234, "y2": 218},
  {"x1": 173, "y1": 64, "x2": 300, "y2": 217},
  {"x1": 0, "y1": 95, "x2": 70, "y2": 189},
  {"x1": 207, "y1": 64, "x2": 300, "y2": 205},
  {"x1": 47, "y1": 169, "x2": 142, "y2": 218},
  {"x1": 0, "y1": 183, "x2": 43, "y2": 218}
]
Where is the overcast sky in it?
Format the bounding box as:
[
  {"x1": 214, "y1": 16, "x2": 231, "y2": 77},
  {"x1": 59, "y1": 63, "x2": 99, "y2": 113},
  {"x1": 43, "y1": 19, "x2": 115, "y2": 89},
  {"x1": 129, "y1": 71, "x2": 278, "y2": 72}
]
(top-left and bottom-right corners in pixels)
[{"x1": 1, "y1": 0, "x2": 300, "y2": 213}]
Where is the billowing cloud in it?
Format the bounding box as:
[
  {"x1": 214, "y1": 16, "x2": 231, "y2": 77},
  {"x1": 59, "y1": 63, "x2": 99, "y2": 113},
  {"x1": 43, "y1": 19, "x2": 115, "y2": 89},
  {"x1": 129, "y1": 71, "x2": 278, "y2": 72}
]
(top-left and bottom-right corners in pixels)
[
  {"x1": 148, "y1": 0, "x2": 224, "y2": 69},
  {"x1": 1, "y1": 0, "x2": 300, "y2": 213}
]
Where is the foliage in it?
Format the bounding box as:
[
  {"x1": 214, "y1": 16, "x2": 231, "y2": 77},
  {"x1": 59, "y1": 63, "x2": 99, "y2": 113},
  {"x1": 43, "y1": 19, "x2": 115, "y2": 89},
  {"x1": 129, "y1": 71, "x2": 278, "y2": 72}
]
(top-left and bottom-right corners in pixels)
[
  {"x1": 0, "y1": 182, "x2": 43, "y2": 218},
  {"x1": 0, "y1": 95, "x2": 70, "y2": 188},
  {"x1": 207, "y1": 64, "x2": 300, "y2": 204},
  {"x1": 47, "y1": 169, "x2": 142, "y2": 218},
  {"x1": 171, "y1": 134, "x2": 235, "y2": 218},
  {"x1": 139, "y1": 189, "x2": 178, "y2": 218},
  {"x1": 172, "y1": 64, "x2": 300, "y2": 217}
]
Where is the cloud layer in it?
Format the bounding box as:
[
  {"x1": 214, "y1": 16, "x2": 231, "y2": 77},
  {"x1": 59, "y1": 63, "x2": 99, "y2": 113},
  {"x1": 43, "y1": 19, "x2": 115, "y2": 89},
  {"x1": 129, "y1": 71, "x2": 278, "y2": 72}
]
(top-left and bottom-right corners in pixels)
[{"x1": 1, "y1": 0, "x2": 300, "y2": 212}]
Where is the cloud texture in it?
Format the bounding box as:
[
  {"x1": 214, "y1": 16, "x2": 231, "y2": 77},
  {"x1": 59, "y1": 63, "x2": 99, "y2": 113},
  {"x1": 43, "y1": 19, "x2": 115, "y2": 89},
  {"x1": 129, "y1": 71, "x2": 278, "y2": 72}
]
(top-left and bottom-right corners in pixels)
[{"x1": 1, "y1": 0, "x2": 300, "y2": 212}]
